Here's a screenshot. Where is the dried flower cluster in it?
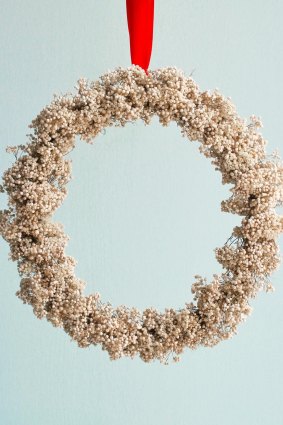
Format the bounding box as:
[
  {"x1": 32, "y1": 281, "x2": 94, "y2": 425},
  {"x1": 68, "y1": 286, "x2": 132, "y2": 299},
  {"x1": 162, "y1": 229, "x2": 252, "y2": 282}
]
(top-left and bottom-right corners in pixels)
[{"x1": 0, "y1": 66, "x2": 283, "y2": 364}]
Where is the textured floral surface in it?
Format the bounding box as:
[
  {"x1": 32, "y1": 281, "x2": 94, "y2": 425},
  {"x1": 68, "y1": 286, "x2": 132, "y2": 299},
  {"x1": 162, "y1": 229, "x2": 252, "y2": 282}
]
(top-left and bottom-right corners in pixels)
[{"x1": 1, "y1": 66, "x2": 282, "y2": 363}]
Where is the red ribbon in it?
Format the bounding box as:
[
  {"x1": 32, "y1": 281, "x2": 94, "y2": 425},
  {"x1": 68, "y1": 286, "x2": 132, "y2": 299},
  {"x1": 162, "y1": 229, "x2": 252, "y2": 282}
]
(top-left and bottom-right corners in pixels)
[{"x1": 126, "y1": 0, "x2": 154, "y2": 73}]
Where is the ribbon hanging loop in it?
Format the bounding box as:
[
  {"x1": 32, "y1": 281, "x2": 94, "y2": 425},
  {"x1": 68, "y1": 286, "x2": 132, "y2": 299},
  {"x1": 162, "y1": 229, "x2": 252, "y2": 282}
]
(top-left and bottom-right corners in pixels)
[{"x1": 126, "y1": 0, "x2": 154, "y2": 73}]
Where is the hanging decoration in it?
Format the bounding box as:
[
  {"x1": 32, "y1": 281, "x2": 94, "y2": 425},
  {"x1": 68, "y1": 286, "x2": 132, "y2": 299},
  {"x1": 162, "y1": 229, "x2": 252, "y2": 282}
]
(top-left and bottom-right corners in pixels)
[{"x1": 0, "y1": 0, "x2": 283, "y2": 364}]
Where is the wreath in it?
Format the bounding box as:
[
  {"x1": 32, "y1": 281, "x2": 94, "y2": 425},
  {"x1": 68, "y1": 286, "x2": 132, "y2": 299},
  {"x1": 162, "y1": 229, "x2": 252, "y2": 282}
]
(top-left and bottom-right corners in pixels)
[{"x1": 0, "y1": 65, "x2": 282, "y2": 363}]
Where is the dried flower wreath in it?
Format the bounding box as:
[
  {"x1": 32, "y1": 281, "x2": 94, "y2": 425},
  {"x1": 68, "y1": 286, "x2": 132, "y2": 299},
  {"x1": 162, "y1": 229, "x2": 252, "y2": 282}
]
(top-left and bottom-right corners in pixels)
[{"x1": 1, "y1": 66, "x2": 283, "y2": 364}]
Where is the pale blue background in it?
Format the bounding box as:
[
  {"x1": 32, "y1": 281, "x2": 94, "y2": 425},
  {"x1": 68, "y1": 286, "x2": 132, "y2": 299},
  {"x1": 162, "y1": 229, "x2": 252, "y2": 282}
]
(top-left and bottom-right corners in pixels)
[{"x1": 1, "y1": 1, "x2": 283, "y2": 424}]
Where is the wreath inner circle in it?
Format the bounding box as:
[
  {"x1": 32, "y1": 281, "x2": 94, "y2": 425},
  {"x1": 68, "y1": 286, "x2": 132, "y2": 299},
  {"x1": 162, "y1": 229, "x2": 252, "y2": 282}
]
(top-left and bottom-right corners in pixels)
[{"x1": 0, "y1": 66, "x2": 282, "y2": 364}]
